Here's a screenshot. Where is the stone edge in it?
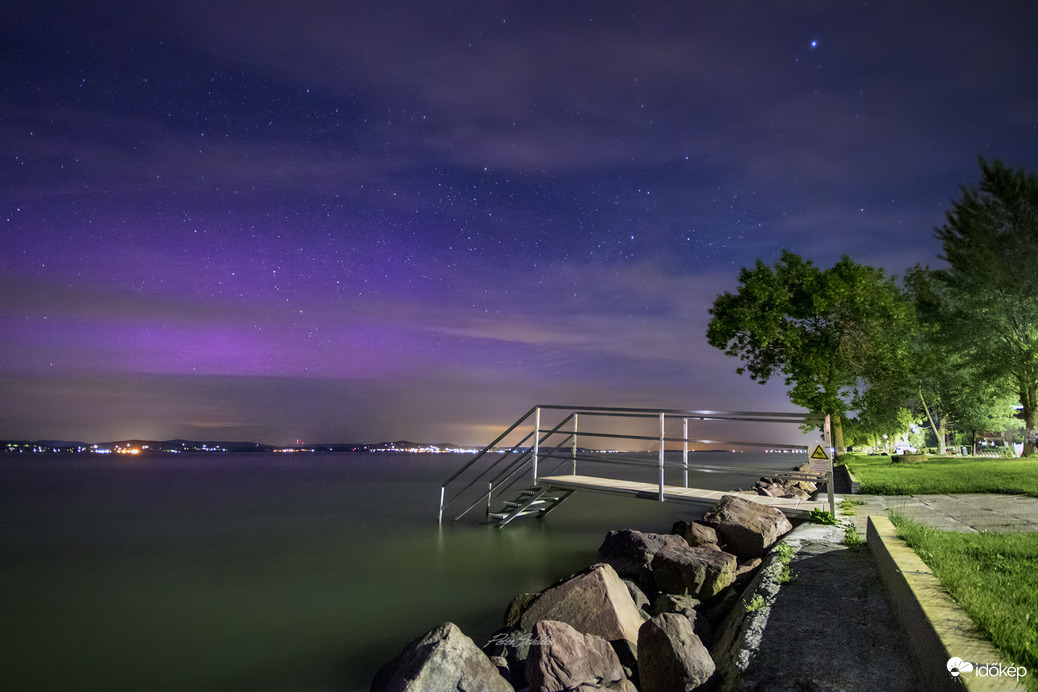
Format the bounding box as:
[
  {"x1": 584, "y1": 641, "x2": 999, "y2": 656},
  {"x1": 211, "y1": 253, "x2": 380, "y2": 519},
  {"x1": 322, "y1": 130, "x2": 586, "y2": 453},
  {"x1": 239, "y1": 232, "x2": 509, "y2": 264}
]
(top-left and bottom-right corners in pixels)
[{"x1": 866, "y1": 515, "x2": 1027, "y2": 692}]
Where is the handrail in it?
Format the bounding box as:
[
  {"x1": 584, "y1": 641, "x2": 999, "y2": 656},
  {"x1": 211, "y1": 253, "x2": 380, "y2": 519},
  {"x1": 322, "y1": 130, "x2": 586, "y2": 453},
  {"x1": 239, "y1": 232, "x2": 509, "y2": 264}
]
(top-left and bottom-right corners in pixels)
[{"x1": 438, "y1": 404, "x2": 831, "y2": 525}]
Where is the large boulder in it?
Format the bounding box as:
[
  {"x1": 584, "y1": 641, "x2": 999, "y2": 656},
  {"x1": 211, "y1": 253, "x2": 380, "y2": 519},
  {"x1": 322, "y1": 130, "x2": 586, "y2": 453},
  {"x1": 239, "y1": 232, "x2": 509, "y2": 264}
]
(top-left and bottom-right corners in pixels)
[
  {"x1": 524, "y1": 620, "x2": 637, "y2": 692},
  {"x1": 701, "y1": 495, "x2": 792, "y2": 560},
  {"x1": 518, "y1": 563, "x2": 646, "y2": 656},
  {"x1": 671, "y1": 521, "x2": 720, "y2": 550},
  {"x1": 650, "y1": 594, "x2": 713, "y2": 647},
  {"x1": 371, "y1": 621, "x2": 513, "y2": 692},
  {"x1": 598, "y1": 529, "x2": 688, "y2": 590},
  {"x1": 638, "y1": 613, "x2": 715, "y2": 692},
  {"x1": 649, "y1": 543, "x2": 738, "y2": 599}
]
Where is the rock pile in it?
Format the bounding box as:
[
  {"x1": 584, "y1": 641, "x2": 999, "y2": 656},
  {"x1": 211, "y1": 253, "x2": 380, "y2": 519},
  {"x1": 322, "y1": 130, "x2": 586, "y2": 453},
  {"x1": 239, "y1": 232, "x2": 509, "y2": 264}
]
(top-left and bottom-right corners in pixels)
[
  {"x1": 371, "y1": 494, "x2": 795, "y2": 692},
  {"x1": 751, "y1": 475, "x2": 817, "y2": 500}
]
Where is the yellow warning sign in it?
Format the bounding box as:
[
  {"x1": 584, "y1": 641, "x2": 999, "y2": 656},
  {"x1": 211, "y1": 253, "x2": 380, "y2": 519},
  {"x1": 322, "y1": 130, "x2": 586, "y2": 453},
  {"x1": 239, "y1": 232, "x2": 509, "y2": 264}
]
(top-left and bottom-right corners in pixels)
[{"x1": 810, "y1": 444, "x2": 829, "y2": 461}]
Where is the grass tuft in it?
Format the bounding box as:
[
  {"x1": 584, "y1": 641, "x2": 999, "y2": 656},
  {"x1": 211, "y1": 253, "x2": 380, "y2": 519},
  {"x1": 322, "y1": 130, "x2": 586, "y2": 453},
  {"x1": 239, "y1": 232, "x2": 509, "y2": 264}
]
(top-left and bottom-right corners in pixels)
[
  {"x1": 842, "y1": 522, "x2": 865, "y2": 547},
  {"x1": 890, "y1": 513, "x2": 1038, "y2": 690},
  {"x1": 744, "y1": 593, "x2": 766, "y2": 612}
]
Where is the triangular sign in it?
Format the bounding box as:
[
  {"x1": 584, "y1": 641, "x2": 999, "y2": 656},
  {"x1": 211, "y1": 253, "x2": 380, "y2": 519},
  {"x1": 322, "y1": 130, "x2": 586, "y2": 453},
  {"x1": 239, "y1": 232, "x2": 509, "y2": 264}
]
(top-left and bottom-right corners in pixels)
[{"x1": 810, "y1": 444, "x2": 829, "y2": 461}]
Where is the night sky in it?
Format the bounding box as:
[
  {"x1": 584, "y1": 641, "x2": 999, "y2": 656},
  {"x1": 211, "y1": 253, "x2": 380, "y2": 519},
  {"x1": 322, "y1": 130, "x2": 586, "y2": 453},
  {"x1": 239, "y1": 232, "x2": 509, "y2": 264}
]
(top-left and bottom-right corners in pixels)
[{"x1": 3, "y1": 2, "x2": 1037, "y2": 445}]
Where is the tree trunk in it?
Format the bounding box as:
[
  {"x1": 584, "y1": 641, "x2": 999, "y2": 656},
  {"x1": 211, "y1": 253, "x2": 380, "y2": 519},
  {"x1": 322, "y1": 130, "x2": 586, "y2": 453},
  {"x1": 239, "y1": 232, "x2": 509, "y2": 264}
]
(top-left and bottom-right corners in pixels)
[
  {"x1": 918, "y1": 389, "x2": 946, "y2": 455},
  {"x1": 1021, "y1": 381, "x2": 1037, "y2": 457},
  {"x1": 938, "y1": 418, "x2": 948, "y2": 455},
  {"x1": 832, "y1": 414, "x2": 845, "y2": 455}
]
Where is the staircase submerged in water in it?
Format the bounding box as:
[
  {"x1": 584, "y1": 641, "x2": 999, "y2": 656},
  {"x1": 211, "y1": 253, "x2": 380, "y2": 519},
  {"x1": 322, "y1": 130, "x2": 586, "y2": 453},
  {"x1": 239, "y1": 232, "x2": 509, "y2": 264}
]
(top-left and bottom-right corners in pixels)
[
  {"x1": 487, "y1": 486, "x2": 577, "y2": 526},
  {"x1": 438, "y1": 405, "x2": 833, "y2": 528}
]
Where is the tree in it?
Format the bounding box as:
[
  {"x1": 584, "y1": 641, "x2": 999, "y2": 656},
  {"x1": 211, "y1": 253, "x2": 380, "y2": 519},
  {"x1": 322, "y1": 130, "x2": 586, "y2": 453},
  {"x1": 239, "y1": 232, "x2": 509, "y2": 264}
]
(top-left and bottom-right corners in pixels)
[
  {"x1": 933, "y1": 158, "x2": 1038, "y2": 455},
  {"x1": 706, "y1": 251, "x2": 913, "y2": 453},
  {"x1": 906, "y1": 263, "x2": 1021, "y2": 454}
]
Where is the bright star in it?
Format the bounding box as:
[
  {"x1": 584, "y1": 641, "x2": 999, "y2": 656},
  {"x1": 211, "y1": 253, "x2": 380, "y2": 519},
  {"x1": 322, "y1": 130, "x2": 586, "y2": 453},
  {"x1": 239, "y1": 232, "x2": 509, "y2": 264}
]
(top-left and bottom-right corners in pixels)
[{"x1": 810, "y1": 40, "x2": 818, "y2": 48}]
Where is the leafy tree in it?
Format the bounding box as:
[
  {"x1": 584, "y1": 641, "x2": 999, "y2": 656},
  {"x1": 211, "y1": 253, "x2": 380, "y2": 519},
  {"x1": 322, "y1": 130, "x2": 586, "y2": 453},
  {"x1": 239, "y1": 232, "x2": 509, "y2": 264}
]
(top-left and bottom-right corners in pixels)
[
  {"x1": 933, "y1": 158, "x2": 1038, "y2": 455},
  {"x1": 906, "y1": 263, "x2": 1022, "y2": 454},
  {"x1": 706, "y1": 251, "x2": 913, "y2": 453}
]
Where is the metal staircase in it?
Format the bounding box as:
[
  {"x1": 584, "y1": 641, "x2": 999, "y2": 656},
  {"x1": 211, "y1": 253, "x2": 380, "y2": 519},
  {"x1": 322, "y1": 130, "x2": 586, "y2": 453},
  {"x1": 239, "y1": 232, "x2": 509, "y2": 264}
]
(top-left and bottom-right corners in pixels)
[
  {"x1": 438, "y1": 404, "x2": 832, "y2": 528},
  {"x1": 487, "y1": 486, "x2": 577, "y2": 527}
]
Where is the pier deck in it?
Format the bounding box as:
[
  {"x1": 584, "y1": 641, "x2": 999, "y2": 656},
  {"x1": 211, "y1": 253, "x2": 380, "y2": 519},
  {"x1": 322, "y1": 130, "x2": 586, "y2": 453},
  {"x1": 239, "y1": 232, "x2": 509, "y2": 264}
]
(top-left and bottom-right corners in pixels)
[{"x1": 538, "y1": 474, "x2": 826, "y2": 518}]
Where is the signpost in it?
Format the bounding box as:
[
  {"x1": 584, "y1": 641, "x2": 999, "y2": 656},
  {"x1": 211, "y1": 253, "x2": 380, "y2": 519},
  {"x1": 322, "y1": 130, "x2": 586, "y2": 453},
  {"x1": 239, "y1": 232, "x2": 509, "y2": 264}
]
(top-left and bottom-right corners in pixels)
[{"x1": 807, "y1": 415, "x2": 835, "y2": 514}]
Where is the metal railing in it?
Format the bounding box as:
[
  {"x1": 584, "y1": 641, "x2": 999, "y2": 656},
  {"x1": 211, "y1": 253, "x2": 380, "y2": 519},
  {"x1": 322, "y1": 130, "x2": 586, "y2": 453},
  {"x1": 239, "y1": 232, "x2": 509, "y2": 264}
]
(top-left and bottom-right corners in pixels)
[{"x1": 438, "y1": 404, "x2": 833, "y2": 525}]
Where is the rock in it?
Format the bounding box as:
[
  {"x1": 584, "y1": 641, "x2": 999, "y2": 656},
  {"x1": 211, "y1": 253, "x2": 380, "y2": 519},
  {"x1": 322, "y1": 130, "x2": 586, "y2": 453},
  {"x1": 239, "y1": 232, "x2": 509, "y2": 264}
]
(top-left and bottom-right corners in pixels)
[
  {"x1": 518, "y1": 563, "x2": 646, "y2": 656},
  {"x1": 504, "y1": 592, "x2": 536, "y2": 628},
  {"x1": 734, "y1": 558, "x2": 763, "y2": 585},
  {"x1": 638, "y1": 613, "x2": 715, "y2": 692},
  {"x1": 483, "y1": 627, "x2": 525, "y2": 688},
  {"x1": 650, "y1": 594, "x2": 712, "y2": 647},
  {"x1": 524, "y1": 620, "x2": 637, "y2": 692},
  {"x1": 598, "y1": 529, "x2": 688, "y2": 590},
  {"x1": 371, "y1": 621, "x2": 513, "y2": 692},
  {"x1": 649, "y1": 543, "x2": 738, "y2": 599},
  {"x1": 794, "y1": 480, "x2": 817, "y2": 493},
  {"x1": 622, "y1": 578, "x2": 652, "y2": 619},
  {"x1": 701, "y1": 495, "x2": 793, "y2": 560},
  {"x1": 671, "y1": 521, "x2": 720, "y2": 550}
]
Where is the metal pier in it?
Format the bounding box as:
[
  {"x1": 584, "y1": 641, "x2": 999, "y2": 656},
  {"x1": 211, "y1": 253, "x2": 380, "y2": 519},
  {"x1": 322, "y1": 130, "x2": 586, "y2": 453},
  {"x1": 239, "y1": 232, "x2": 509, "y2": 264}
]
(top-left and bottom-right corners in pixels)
[{"x1": 438, "y1": 405, "x2": 834, "y2": 527}]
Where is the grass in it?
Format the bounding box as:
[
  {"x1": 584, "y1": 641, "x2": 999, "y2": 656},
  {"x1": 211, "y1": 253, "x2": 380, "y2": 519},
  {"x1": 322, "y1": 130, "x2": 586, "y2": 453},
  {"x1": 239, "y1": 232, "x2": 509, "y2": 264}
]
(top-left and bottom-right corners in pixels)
[
  {"x1": 842, "y1": 453, "x2": 1038, "y2": 497},
  {"x1": 774, "y1": 542, "x2": 798, "y2": 584},
  {"x1": 890, "y1": 513, "x2": 1038, "y2": 690},
  {"x1": 839, "y1": 498, "x2": 865, "y2": 515},
  {"x1": 842, "y1": 522, "x2": 865, "y2": 547},
  {"x1": 744, "y1": 593, "x2": 766, "y2": 612},
  {"x1": 808, "y1": 508, "x2": 839, "y2": 525}
]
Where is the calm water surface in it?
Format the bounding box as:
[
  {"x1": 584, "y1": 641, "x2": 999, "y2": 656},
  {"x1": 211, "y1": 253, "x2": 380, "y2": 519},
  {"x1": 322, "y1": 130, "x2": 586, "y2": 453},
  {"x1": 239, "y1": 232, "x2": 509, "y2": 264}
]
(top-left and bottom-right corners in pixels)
[{"x1": 0, "y1": 451, "x2": 803, "y2": 690}]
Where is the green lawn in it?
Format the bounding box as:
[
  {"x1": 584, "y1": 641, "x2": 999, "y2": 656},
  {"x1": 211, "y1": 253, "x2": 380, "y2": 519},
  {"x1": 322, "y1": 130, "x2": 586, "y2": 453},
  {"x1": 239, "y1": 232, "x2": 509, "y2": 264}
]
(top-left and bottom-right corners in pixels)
[
  {"x1": 842, "y1": 453, "x2": 1038, "y2": 497},
  {"x1": 890, "y1": 514, "x2": 1038, "y2": 690}
]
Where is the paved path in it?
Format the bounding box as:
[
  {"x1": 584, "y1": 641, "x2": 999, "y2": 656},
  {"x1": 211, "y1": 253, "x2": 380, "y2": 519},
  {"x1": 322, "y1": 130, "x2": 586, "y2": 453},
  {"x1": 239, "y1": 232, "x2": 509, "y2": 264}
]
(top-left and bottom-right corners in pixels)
[
  {"x1": 727, "y1": 522, "x2": 923, "y2": 691},
  {"x1": 725, "y1": 493, "x2": 1038, "y2": 690},
  {"x1": 844, "y1": 493, "x2": 1038, "y2": 533}
]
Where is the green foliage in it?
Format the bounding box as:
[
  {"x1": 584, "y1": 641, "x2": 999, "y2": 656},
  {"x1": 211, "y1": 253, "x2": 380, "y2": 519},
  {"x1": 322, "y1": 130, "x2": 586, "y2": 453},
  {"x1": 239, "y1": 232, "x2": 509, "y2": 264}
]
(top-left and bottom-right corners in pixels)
[
  {"x1": 839, "y1": 498, "x2": 865, "y2": 515},
  {"x1": 744, "y1": 593, "x2": 766, "y2": 612},
  {"x1": 842, "y1": 522, "x2": 864, "y2": 547},
  {"x1": 891, "y1": 514, "x2": 1038, "y2": 688},
  {"x1": 706, "y1": 251, "x2": 914, "y2": 450},
  {"x1": 808, "y1": 508, "x2": 839, "y2": 525},
  {"x1": 931, "y1": 158, "x2": 1038, "y2": 454},
  {"x1": 773, "y1": 542, "x2": 798, "y2": 583}
]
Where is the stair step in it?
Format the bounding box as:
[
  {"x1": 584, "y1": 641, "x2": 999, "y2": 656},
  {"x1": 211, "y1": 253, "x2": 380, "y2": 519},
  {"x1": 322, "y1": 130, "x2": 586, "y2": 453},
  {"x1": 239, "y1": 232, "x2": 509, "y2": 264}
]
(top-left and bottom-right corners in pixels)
[
  {"x1": 503, "y1": 499, "x2": 553, "y2": 509},
  {"x1": 489, "y1": 510, "x2": 541, "y2": 520}
]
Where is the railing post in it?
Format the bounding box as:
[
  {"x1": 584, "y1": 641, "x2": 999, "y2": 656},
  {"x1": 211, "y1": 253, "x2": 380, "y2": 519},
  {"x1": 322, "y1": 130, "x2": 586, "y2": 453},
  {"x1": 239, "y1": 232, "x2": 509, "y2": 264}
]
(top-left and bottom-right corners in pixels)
[
  {"x1": 572, "y1": 412, "x2": 578, "y2": 475},
  {"x1": 824, "y1": 414, "x2": 835, "y2": 514},
  {"x1": 533, "y1": 406, "x2": 540, "y2": 483},
  {"x1": 683, "y1": 417, "x2": 689, "y2": 488},
  {"x1": 486, "y1": 481, "x2": 492, "y2": 518},
  {"x1": 438, "y1": 486, "x2": 445, "y2": 527},
  {"x1": 658, "y1": 412, "x2": 666, "y2": 501}
]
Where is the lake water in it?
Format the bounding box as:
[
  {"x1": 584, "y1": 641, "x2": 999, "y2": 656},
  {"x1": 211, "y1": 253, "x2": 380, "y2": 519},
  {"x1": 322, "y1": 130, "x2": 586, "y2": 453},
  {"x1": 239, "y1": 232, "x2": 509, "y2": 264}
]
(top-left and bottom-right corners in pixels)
[{"x1": 0, "y1": 450, "x2": 805, "y2": 690}]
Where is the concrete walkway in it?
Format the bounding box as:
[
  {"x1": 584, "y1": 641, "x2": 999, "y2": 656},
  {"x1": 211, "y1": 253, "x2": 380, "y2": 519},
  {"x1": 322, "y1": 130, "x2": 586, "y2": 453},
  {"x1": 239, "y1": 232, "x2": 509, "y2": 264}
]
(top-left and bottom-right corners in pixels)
[
  {"x1": 724, "y1": 493, "x2": 1038, "y2": 691},
  {"x1": 845, "y1": 493, "x2": 1038, "y2": 534},
  {"x1": 723, "y1": 521, "x2": 923, "y2": 691}
]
